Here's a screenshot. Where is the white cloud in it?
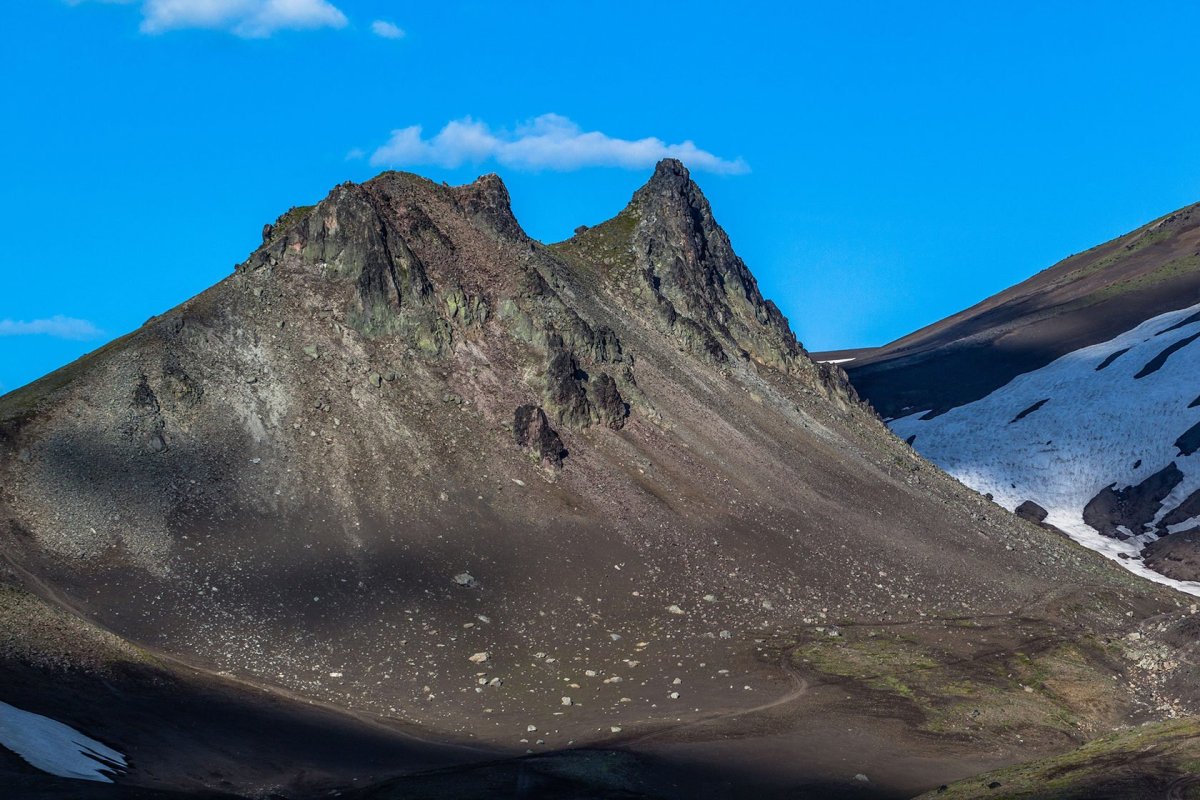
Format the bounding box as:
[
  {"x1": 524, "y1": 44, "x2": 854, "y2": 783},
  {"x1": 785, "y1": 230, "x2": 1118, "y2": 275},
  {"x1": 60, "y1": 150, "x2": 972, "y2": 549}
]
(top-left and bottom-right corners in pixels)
[
  {"x1": 73, "y1": 0, "x2": 348, "y2": 37},
  {"x1": 371, "y1": 20, "x2": 404, "y2": 39},
  {"x1": 0, "y1": 316, "x2": 104, "y2": 341},
  {"x1": 369, "y1": 114, "x2": 749, "y2": 175},
  {"x1": 143, "y1": 0, "x2": 347, "y2": 36}
]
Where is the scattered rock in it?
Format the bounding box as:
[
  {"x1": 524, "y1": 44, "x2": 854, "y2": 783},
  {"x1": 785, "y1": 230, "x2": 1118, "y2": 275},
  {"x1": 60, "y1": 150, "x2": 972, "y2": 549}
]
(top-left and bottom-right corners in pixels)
[{"x1": 1015, "y1": 500, "x2": 1049, "y2": 524}]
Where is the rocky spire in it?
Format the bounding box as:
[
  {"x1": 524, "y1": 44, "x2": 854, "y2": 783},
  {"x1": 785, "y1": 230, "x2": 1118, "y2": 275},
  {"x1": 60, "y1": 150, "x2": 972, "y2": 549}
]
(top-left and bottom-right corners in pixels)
[{"x1": 627, "y1": 159, "x2": 803, "y2": 370}]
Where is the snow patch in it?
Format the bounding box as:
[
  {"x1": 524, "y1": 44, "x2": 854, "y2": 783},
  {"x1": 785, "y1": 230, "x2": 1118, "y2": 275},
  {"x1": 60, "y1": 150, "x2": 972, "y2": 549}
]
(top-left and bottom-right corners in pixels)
[
  {"x1": 891, "y1": 301, "x2": 1200, "y2": 596},
  {"x1": 0, "y1": 700, "x2": 127, "y2": 783}
]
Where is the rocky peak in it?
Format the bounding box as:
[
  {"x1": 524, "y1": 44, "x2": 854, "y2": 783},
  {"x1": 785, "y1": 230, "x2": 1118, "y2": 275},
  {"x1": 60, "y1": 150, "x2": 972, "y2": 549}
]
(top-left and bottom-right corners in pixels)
[
  {"x1": 239, "y1": 162, "x2": 855, "y2": 416},
  {"x1": 446, "y1": 173, "x2": 526, "y2": 241},
  {"x1": 626, "y1": 159, "x2": 806, "y2": 371},
  {"x1": 638, "y1": 157, "x2": 693, "y2": 194},
  {"x1": 547, "y1": 160, "x2": 859, "y2": 405}
]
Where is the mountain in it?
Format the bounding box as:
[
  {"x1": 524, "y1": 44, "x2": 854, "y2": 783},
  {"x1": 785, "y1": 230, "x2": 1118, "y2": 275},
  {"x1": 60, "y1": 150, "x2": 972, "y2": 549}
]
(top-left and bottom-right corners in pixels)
[
  {"x1": 2, "y1": 162, "x2": 1199, "y2": 798},
  {"x1": 838, "y1": 203, "x2": 1200, "y2": 592},
  {"x1": 843, "y1": 202, "x2": 1200, "y2": 420}
]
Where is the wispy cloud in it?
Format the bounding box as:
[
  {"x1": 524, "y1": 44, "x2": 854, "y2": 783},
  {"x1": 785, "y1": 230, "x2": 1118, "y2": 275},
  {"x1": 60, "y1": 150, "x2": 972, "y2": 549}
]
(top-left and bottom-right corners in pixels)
[
  {"x1": 0, "y1": 316, "x2": 104, "y2": 340},
  {"x1": 371, "y1": 19, "x2": 404, "y2": 39},
  {"x1": 71, "y1": 0, "x2": 349, "y2": 38},
  {"x1": 369, "y1": 114, "x2": 749, "y2": 175}
]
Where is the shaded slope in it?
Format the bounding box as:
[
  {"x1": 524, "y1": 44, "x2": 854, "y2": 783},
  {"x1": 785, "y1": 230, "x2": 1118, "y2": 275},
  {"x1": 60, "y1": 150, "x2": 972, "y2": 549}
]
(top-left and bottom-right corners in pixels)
[
  {"x1": 847, "y1": 202, "x2": 1200, "y2": 419},
  {"x1": 0, "y1": 567, "x2": 484, "y2": 798},
  {"x1": 1, "y1": 161, "x2": 1197, "y2": 796}
]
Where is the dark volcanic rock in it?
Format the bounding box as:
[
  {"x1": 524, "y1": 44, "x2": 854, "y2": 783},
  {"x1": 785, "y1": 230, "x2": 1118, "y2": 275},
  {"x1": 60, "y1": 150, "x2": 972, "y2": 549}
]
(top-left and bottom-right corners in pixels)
[
  {"x1": 1015, "y1": 500, "x2": 1049, "y2": 523},
  {"x1": 545, "y1": 347, "x2": 592, "y2": 427},
  {"x1": 589, "y1": 372, "x2": 628, "y2": 430},
  {"x1": 1009, "y1": 399, "x2": 1049, "y2": 424},
  {"x1": 1156, "y1": 309, "x2": 1200, "y2": 336},
  {"x1": 513, "y1": 404, "x2": 566, "y2": 468},
  {"x1": 1134, "y1": 331, "x2": 1200, "y2": 379},
  {"x1": 1158, "y1": 485, "x2": 1200, "y2": 532},
  {"x1": 1175, "y1": 420, "x2": 1200, "y2": 457},
  {"x1": 1083, "y1": 462, "x2": 1185, "y2": 539},
  {"x1": 1095, "y1": 348, "x2": 1130, "y2": 371},
  {"x1": 1143, "y1": 528, "x2": 1200, "y2": 582}
]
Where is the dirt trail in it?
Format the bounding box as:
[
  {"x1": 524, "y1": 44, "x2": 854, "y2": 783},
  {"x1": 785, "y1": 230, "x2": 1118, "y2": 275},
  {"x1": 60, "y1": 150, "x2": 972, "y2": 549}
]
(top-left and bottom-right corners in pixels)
[{"x1": 624, "y1": 649, "x2": 810, "y2": 747}]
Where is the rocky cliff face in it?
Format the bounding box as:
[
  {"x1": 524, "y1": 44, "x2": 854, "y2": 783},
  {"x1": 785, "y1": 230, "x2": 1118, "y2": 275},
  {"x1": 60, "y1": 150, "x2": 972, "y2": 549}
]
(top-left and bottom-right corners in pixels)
[
  {"x1": 554, "y1": 160, "x2": 855, "y2": 403},
  {"x1": 0, "y1": 161, "x2": 1195, "y2": 798}
]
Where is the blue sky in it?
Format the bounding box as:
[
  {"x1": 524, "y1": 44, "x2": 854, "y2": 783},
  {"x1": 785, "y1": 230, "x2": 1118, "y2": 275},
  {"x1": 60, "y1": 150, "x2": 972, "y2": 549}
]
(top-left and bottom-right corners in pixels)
[{"x1": 4, "y1": 2, "x2": 1200, "y2": 392}]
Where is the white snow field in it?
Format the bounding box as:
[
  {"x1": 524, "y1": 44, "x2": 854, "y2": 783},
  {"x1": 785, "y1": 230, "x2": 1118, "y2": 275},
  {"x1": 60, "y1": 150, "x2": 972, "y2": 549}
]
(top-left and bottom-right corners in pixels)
[
  {"x1": 0, "y1": 700, "x2": 127, "y2": 782},
  {"x1": 891, "y1": 301, "x2": 1200, "y2": 596}
]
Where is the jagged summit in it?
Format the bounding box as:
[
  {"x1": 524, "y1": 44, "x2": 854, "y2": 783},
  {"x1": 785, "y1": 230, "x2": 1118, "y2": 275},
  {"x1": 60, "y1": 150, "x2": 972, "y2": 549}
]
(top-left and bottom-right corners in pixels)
[
  {"x1": 556, "y1": 158, "x2": 853, "y2": 398},
  {"x1": 628, "y1": 157, "x2": 803, "y2": 366},
  {"x1": 634, "y1": 156, "x2": 696, "y2": 196},
  {"x1": 237, "y1": 160, "x2": 854, "y2": 416}
]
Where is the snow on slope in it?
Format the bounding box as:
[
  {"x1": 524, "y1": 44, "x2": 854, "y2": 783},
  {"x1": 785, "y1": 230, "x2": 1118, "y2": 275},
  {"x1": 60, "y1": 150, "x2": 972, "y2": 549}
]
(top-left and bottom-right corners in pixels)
[
  {"x1": 891, "y1": 301, "x2": 1200, "y2": 596},
  {"x1": 0, "y1": 700, "x2": 127, "y2": 782}
]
